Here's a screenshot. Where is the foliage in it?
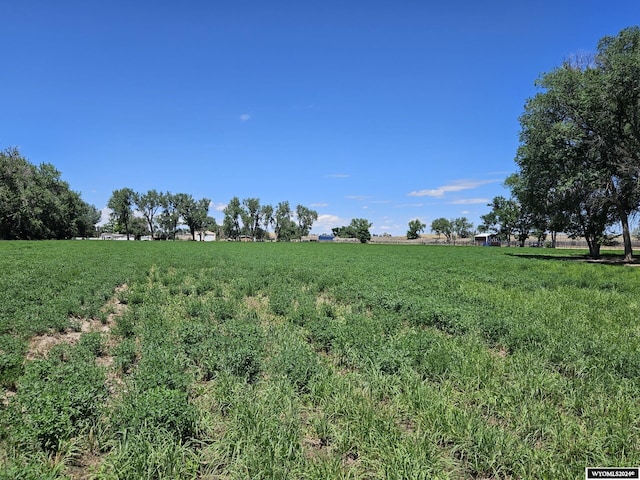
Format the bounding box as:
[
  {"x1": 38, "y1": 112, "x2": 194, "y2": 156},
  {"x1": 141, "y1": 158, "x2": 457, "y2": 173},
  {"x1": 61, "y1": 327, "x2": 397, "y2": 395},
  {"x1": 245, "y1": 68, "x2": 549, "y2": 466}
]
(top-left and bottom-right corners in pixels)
[
  {"x1": 222, "y1": 196, "x2": 243, "y2": 240},
  {"x1": 451, "y1": 216, "x2": 474, "y2": 241},
  {"x1": 296, "y1": 204, "x2": 318, "y2": 237},
  {"x1": 177, "y1": 194, "x2": 211, "y2": 241},
  {"x1": 514, "y1": 27, "x2": 640, "y2": 260},
  {"x1": 107, "y1": 188, "x2": 135, "y2": 240},
  {"x1": 7, "y1": 344, "x2": 107, "y2": 451},
  {"x1": 133, "y1": 189, "x2": 163, "y2": 239},
  {"x1": 0, "y1": 147, "x2": 99, "y2": 240},
  {"x1": 430, "y1": 217, "x2": 452, "y2": 242},
  {"x1": 406, "y1": 219, "x2": 426, "y2": 240},
  {"x1": 480, "y1": 195, "x2": 533, "y2": 247},
  {"x1": 332, "y1": 218, "x2": 372, "y2": 243},
  {"x1": 274, "y1": 201, "x2": 298, "y2": 241},
  {"x1": 430, "y1": 217, "x2": 472, "y2": 244}
]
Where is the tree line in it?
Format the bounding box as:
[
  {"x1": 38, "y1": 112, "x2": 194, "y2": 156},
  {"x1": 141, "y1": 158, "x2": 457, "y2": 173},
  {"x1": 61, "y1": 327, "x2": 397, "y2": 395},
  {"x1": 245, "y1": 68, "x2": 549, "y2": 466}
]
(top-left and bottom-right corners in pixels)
[
  {"x1": 107, "y1": 189, "x2": 321, "y2": 242},
  {"x1": 0, "y1": 148, "x2": 100, "y2": 240},
  {"x1": 479, "y1": 27, "x2": 640, "y2": 259}
]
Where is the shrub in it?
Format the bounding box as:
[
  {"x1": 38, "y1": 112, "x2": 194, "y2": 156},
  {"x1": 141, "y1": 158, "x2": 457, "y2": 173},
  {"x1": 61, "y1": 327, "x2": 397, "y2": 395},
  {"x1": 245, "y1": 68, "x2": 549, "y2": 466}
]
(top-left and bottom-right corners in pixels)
[
  {"x1": 78, "y1": 331, "x2": 105, "y2": 357},
  {"x1": 112, "y1": 387, "x2": 197, "y2": 441},
  {"x1": 9, "y1": 344, "x2": 107, "y2": 451},
  {"x1": 0, "y1": 334, "x2": 26, "y2": 388}
]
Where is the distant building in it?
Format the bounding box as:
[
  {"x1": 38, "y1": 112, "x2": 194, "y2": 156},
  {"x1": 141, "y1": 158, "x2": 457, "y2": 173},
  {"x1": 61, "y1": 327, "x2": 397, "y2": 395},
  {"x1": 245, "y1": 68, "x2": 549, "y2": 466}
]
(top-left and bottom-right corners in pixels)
[
  {"x1": 100, "y1": 233, "x2": 133, "y2": 241},
  {"x1": 474, "y1": 233, "x2": 499, "y2": 246}
]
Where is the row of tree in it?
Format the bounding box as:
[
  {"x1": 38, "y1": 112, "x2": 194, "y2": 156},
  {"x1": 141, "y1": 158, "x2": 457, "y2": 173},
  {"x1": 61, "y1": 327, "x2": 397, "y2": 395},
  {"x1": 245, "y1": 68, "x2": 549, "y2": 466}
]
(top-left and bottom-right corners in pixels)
[
  {"x1": 0, "y1": 148, "x2": 100, "y2": 240},
  {"x1": 479, "y1": 27, "x2": 640, "y2": 260},
  {"x1": 220, "y1": 197, "x2": 318, "y2": 241},
  {"x1": 107, "y1": 189, "x2": 321, "y2": 242},
  {"x1": 107, "y1": 189, "x2": 214, "y2": 241}
]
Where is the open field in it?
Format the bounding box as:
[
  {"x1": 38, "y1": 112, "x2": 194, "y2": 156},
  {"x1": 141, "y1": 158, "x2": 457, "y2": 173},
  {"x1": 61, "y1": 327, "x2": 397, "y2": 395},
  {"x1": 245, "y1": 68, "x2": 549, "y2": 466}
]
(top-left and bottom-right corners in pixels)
[{"x1": 1, "y1": 241, "x2": 639, "y2": 479}]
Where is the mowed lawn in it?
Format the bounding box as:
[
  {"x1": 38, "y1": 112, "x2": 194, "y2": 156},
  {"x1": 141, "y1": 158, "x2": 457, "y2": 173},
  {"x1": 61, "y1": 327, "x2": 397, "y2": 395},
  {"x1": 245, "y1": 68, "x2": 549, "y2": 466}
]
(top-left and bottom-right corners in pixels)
[{"x1": 1, "y1": 241, "x2": 639, "y2": 479}]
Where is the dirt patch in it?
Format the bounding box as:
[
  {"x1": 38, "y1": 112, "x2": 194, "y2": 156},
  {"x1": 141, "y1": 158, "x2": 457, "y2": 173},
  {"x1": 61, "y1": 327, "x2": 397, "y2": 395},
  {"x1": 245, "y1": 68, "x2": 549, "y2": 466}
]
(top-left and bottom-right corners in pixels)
[
  {"x1": 1, "y1": 389, "x2": 16, "y2": 407},
  {"x1": 26, "y1": 284, "x2": 127, "y2": 361},
  {"x1": 66, "y1": 451, "x2": 103, "y2": 480},
  {"x1": 489, "y1": 345, "x2": 509, "y2": 359},
  {"x1": 303, "y1": 435, "x2": 333, "y2": 460}
]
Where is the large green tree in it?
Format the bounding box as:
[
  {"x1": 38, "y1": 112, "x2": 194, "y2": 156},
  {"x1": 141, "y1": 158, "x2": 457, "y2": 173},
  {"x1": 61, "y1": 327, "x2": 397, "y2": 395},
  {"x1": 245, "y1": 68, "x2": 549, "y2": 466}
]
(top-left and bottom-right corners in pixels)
[
  {"x1": 159, "y1": 192, "x2": 181, "y2": 240},
  {"x1": 0, "y1": 147, "x2": 99, "y2": 239},
  {"x1": 108, "y1": 188, "x2": 136, "y2": 240},
  {"x1": 451, "y1": 217, "x2": 474, "y2": 244},
  {"x1": 261, "y1": 204, "x2": 274, "y2": 240},
  {"x1": 430, "y1": 218, "x2": 452, "y2": 243},
  {"x1": 274, "y1": 201, "x2": 297, "y2": 241},
  {"x1": 333, "y1": 218, "x2": 372, "y2": 243},
  {"x1": 515, "y1": 27, "x2": 640, "y2": 260},
  {"x1": 296, "y1": 205, "x2": 318, "y2": 237},
  {"x1": 222, "y1": 196, "x2": 243, "y2": 240},
  {"x1": 134, "y1": 190, "x2": 164, "y2": 240},
  {"x1": 243, "y1": 198, "x2": 263, "y2": 241},
  {"x1": 178, "y1": 195, "x2": 211, "y2": 241},
  {"x1": 407, "y1": 219, "x2": 426, "y2": 240}
]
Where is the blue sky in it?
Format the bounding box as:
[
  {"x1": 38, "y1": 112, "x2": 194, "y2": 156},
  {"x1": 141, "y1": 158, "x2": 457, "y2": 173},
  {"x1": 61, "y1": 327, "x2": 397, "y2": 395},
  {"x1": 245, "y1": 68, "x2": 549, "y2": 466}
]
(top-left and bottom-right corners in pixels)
[{"x1": 2, "y1": 1, "x2": 637, "y2": 235}]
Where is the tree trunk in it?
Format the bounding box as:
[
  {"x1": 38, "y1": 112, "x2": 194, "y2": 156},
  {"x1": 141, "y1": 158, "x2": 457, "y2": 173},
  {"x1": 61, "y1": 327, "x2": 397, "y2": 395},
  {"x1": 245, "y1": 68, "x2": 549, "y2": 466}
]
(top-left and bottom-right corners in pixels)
[
  {"x1": 586, "y1": 235, "x2": 601, "y2": 259},
  {"x1": 551, "y1": 231, "x2": 557, "y2": 248},
  {"x1": 618, "y1": 209, "x2": 634, "y2": 262}
]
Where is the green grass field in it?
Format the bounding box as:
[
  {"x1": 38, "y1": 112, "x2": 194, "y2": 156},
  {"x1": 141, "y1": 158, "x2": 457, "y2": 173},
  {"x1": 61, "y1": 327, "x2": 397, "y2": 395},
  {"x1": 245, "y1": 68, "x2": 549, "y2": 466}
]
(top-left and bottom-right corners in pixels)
[{"x1": 1, "y1": 241, "x2": 639, "y2": 479}]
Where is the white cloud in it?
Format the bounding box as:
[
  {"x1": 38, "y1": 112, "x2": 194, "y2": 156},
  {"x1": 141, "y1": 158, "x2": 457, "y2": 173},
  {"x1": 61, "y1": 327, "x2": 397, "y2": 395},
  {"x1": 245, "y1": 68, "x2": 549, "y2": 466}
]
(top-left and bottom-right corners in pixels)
[
  {"x1": 408, "y1": 179, "x2": 497, "y2": 198},
  {"x1": 449, "y1": 198, "x2": 490, "y2": 205},
  {"x1": 310, "y1": 202, "x2": 328, "y2": 207},
  {"x1": 240, "y1": 114, "x2": 251, "y2": 121},
  {"x1": 346, "y1": 195, "x2": 368, "y2": 201},
  {"x1": 326, "y1": 173, "x2": 350, "y2": 178},
  {"x1": 212, "y1": 202, "x2": 227, "y2": 212},
  {"x1": 97, "y1": 207, "x2": 112, "y2": 226},
  {"x1": 313, "y1": 214, "x2": 346, "y2": 233}
]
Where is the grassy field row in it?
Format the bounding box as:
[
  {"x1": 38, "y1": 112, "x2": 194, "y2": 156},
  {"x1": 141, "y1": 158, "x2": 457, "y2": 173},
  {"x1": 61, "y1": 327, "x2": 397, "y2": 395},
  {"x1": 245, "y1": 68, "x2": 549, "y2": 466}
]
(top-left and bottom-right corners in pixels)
[{"x1": 1, "y1": 241, "x2": 639, "y2": 478}]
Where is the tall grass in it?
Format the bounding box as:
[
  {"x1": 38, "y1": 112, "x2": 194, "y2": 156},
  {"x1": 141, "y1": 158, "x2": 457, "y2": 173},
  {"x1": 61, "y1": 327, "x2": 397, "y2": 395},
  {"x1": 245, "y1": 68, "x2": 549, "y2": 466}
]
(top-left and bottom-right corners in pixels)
[{"x1": 1, "y1": 241, "x2": 639, "y2": 478}]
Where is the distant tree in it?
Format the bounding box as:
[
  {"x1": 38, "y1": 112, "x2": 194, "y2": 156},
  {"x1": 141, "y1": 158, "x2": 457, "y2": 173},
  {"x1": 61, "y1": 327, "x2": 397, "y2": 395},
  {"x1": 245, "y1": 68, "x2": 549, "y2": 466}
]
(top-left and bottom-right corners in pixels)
[
  {"x1": 407, "y1": 219, "x2": 426, "y2": 240},
  {"x1": 243, "y1": 198, "x2": 262, "y2": 241},
  {"x1": 130, "y1": 217, "x2": 149, "y2": 240},
  {"x1": 296, "y1": 205, "x2": 318, "y2": 237},
  {"x1": 333, "y1": 218, "x2": 372, "y2": 243},
  {"x1": 159, "y1": 192, "x2": 181, "y2": 240},
  {"x1": 108, "y1": 188, "x2": 135, "y2": 240},
  {"x1": 479, "y1": 197, "x2": 521, "y2": 246},
  {"x1": 274, "y1": 201, "x2": 297, "y2": 241},
  {"x1": 134, "y1": 189, "x2": 164, "y2": 239},
  {"x1": 430, "y1": 218, "x2": 452, "y2": 243},
  {"x1": 179, "y1": 195, "x2": 211, "y2": 241},
  {"x1": 199, "y1": 216, "x2": 218, "y2": 241},
  {"x1": 261, "y1": 204, "x2": 274, "y2": 240},
  {"x1": 222, "y1": 196, "x2": 243, "y2": 241},
  {"x1": 451, "y1": 217, "x2": 473, "y2": 244}
]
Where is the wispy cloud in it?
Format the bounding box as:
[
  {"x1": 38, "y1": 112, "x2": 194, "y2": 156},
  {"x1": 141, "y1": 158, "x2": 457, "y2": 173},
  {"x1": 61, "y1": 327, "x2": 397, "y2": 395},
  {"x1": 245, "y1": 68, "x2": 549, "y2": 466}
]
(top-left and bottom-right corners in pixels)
[
  {"x1": 310, "y1": 202, "x2": 328, "y2": 207},
  {"x1": 346, "y1": 195, "x2": 369, "y2": 201},
  {"x1": 449, "y1": 198, "x2": 490, "y2": 205},
  {"x1": 396, "y1": 203, "x2": 425, "y2": 208},
  {"x1": 408, "y1": 179, "x2": 497, "y2": 198},
  {"x1": 326, "y1": 173, "x2": 350, "y2": 178},
  {"x1": 212, "y1": 202, "x2": 227, "y2": 212},
  {"x1": 240, "y1": 114, "x2": 251, "y2": 121}
]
